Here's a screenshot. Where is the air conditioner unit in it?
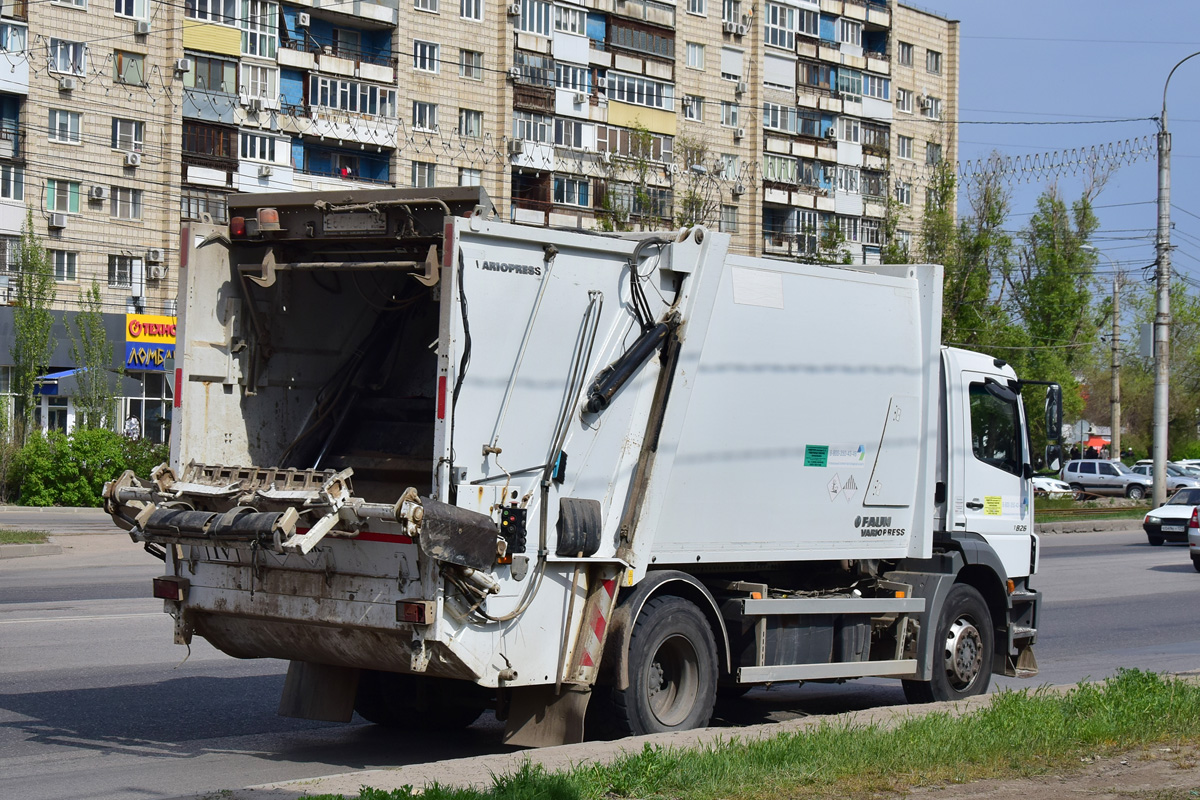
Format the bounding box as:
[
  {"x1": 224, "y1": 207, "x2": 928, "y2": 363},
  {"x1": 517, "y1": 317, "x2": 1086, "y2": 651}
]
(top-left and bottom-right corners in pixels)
[
  {"x1": 733, "y1": 182, "x2": 746, "y2": 195},
  {"x1": 669, "y1": 163, "x2": 680, "y2": 175},
  {"x1": 146, "y1": 248, "x2": 164, "y2": 263},
  {"x1": 48, "y1": 213, "x2": 67, "y2": 229},
  {"x1": 573, "y1": 92, "x2": 587, "y2": 104},
  {"x1": 58, "y1": 76, "x2": 76, "y2": 91},
  {"x1": 723, "y1": 21, "x2": 738, "y2": 34},
  {"x1": 508, "y1": 66, "x2": 521, "y2": 80},
  {"x1": 174, "y1": 58, "x2": 192, "y2": 74},
  {"x1": 258, "y1": 164, "x2": 273, "y2": 178},
  {"x1": 507, "y1": 139, "x2": 524, "y2": 156},
  {"x1": 89, "y1": 185, "x2": 109, "y2": 201},
  {"x1": 733, "y1": 127, "x2": 745, "y2": 140},
  {"x1": 125, "y1": 152, "x2": 142, "y2": 167},
  {"x1": 507, "y1": 2, "x2": 521, "y2": 15},
  {"x1": 682, "y1": 96, "x2": 693, "y2": 108},
  {"x1": 297, "y1": 11, "x2": 311, "y2": 26},
  {"x1": 147, "y1": 264, "x2": 167, "y2": 280},
  {"x1": 735, "y1": 81, "x2": 747, "y2": 95},
  {"x1": 736, "y1": 23, "x2": 748, "y2": 36},
  {"x1": 825, "y1": 127, "x2": 838, "y2": 139},
  {"x1": 247, "y1": 96, "x2": 263, "y2": 112},
  {"x1": 135, "y1": 20, "x2": 151, "y2": 35},
  {"x1": 600, "y1": 151, "x2": 612, "y2": 165}
]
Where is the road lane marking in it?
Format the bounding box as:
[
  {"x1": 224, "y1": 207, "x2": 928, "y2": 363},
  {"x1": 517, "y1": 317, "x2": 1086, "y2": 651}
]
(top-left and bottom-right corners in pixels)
[{"x1": 0, "y1": 613, "x2": 163, "y2": 624}]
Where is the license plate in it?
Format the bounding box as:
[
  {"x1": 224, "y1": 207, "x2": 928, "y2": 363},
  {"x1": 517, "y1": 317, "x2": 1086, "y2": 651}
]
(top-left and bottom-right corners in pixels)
[
  {"x1": 1161, "y1": 525, "x2": 1184, "y2": 532},
  {"x1": 323, "y1": 212, "x2": 386, "y2": 234}
]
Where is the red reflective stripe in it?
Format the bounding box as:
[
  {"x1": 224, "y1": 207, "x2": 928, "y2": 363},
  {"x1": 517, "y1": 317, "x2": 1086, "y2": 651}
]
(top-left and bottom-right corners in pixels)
[
  {"x1": 580, "y1": 651, "x2": 594, "y2": 668},
  {"x1": 592, "y1": 613, "x2": 606, "y2": 641},
  {"x1": 355, "y1": 531, "x2": 414, "y2": 544},
  {"x1": 602, "y1": 578, "x2": 616, "y2": 598},
  {"x1": 443, "y1": 222, "x2": 454, "y2": 268},
  {"x1": 173, "y1": 368, "x2": 182, "y2": 408},
  {"x1": 437, "y1": 375, "x2": 447, "y2": 419}
]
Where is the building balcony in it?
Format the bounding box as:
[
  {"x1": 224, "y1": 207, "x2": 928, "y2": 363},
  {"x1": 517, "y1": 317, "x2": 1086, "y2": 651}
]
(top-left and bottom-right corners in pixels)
[
  {"x1": 513, "y1": 83, "x2": 555, "y2": 114},
  {"x1": 0, "y1": 126, "x2": 19, "y2": 160}
]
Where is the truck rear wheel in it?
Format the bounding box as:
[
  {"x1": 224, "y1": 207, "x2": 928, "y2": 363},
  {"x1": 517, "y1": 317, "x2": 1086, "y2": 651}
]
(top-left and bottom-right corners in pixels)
[
  {"x1": 355, "y1": 670, "x2": 486, "y2": 730},
  {"x1": 610, "y1": 596, "x2": 718, "y2": 735},
  {"x1": 902, "y1": 584, "x2": 993, "y2": 704}
]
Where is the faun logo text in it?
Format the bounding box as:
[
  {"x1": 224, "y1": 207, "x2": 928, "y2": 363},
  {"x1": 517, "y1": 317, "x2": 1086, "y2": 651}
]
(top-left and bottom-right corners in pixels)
[
  {"x1": 481, "y1": 261, "x2": 542, "y2": 276},
  {"x1": 854, "y1": 515, "x2": 906, "y2": 538}
]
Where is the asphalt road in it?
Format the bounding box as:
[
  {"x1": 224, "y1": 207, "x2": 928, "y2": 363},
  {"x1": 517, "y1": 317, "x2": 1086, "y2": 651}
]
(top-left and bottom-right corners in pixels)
[{"x1": 1, "y1": 512, "x2": 1198, "y2": 800}]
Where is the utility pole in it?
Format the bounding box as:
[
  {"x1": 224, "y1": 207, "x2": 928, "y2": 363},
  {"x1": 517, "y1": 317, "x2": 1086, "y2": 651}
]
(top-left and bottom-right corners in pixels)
[{"x1": 1111, "y1": 272, "x2": 1121, "y2": 458}]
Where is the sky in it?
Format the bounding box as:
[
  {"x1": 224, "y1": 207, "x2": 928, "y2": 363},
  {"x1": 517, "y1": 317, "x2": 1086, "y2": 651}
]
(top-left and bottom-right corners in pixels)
[{"x1": 918, "y1": 0, "x2": 1200, "y2": 316}]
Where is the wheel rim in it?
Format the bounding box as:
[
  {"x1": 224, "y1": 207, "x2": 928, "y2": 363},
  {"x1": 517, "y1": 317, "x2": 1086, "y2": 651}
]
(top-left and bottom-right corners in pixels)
[
  {"x1": 646, "y1": 633, "x2": 700, "y2": 727},
  {"x1": 943, "y1": 615, "x2": 984, "y2": 691}
]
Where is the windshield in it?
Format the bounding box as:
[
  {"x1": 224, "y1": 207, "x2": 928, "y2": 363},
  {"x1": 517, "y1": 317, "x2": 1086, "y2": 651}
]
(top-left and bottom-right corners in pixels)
[
  {"x1": 1166, "y1": 465, "x2": 1188, "y2": 477},
  {"x1": 1168, "y1": 488, "x2": 1200, "y2": 506}
]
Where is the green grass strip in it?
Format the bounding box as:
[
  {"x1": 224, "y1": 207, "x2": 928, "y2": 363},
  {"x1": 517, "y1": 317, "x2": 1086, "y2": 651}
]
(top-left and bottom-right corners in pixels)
[
  {"x1": 0, "y1": 529, "x2": 50, "y2": 545},
  {"x1": 300, "y1": 670, "x2": 1200, "y2": 800}
]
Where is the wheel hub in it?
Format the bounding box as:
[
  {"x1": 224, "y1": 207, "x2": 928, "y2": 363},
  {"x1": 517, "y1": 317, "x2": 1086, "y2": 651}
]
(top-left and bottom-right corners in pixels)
[{"x1": 944, "y1": 616, "x2": 984, "y2": 689}]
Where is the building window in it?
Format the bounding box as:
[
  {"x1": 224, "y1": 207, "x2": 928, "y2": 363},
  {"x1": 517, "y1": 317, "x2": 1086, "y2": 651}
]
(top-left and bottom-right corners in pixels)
[
  {"x1": 241, "y1": 63, "x2": 277, "y2": 101},
  {"x1": 686, "y1": 42, "x2": 704, "y2": 70},
  {"x1": 110, "y1": 187, "x2": 143, "y2": 219},
  {"x1": 413, "y1": 101, "x2": 438, "y2": 131},
  {"x1": 555, "y1": 63, "x2": 589, "y2": 92},
  {"x1": 49, "y1": 110, "x2": 82, "y2": 144},
  {"x1": 459, "y1": 167, "x2": 481, "y2": 186},
  {"x1": 309, "y1": 76, "x2": 398, "y2": 117},
  {"x1": 459, "y1": 108, "x2": 482, "y2": 137},
  {"x1": 683, "y1": 95, "x2": 703, "y2": 121},
  {"x1": 47, "y1": 179, "x2": 81, "y2": 214},
  {"x1": 0, "y1": 165, "x2": 23, "y2": 201},
  {"x1": 553, "y1": 176, "x2": 590, "y2": 207},
  {"x1": 185, "y1": 54, "x2": 236, "y2": 93},
  {"x1": 242, "y1": 0, "x2": 278, "y2": 58},
  {"x1": 181, "y1": 188, "x2": 228, "y2": 222},
  {"x1": 763, "y1": 102, "x2": 797, "y2": 133},
  {"x1": 517, "y1": 0, "x2": 551, "y2": 36},
  {"x1": 51, "y1": 250, "x2": 77, "y2": 282},
  {"x1": 861, "y1": 170, "x2": 885, "y2": 198},
  {"x1": 686, "y1": 0, "x2": 704, "y2": 15},
  {"x1": 718, "y1": 153, "x2": 738, "y2": 180},
  {"x1": 837, "y1": 116, "x2": 860, "y2": 143},
  {"x1": 182, "y1": 121, "x2": 236, "y2": 160},
  {"x1": 896, "y1": 230, "x2": 912, "y2": 252},
  {"x1": 720, "y1": 204, "x2": 738, "y2": 233},
  {"x1": 415, "y1": 0, "x2": 438, "y2": 12},
  {"x1": 895, "y1": 179, "x2": 911, "y2": 206},
  {"x1": 763, "y1": 3, "x2": 795, "y2": 50},
  {"x1": 926, "y1": 142, "x2": 943, "y2": 165},
  {"x1": 895, "y1": 88, "x2": 913, "y2": 114},
  {"x1": 240, "y1": 131, "x2": 275, "y2": 161},
  {"x1": 459, "y1": 49, "x2": 483, "y2": 79},
  {"x1": 114, "y1": 50, "x2": 144, "y2": 84},
  {"x1": 798, "y1": 8, "x2": 817, "y2": 37},
  {"x1": 607, "y1": 72, "x2": 674, "y2": 110},
  {"x1": 926, "y1": 49, "x2": 942, "y2": 74},
  {"x1": 763, "y1": 154, "x2": 796, "y2": 183},
  {"x1": 112, "y1": 118, "x2": 144, "y2": 151},
  {"x1": 863, "y1": 74, "x2": 889, "y2": 101},
  {"x1": 862, "y1": 122, "x2": 889, "y2": 150},
  {"x1": 897, "y1": 41, "x2": 913, "y2": 67},
  {"x1": 108, "y1": 254, "x2": 140, "y2": 288},
  {"x1": 595, "y1": 124, "x2": 673, "y2": 162},
  {"x1": 554, "y1": 118, "x2": 584, "y2": 148},
  {"x1": 923, "y1": 96, "x2": 942, "y2": 120},
  {"x1": 116, "y1": 0, "x2": 147, "y2": 17},
  {"x1": 413, "y1": 40, "x2": 440, "y2": 72},
  {"x1": 0, "y1": 24, "x2": 27, "y2": 56},
  {"x1": 836, "y1": 165, "x2": 859, "y2": 193},
  {"x1": 412, "y1": 161, "x2": 436, "y2": 188},
  {"x1": 861, "y1": 218, "x2": 881, "y2": 246},
  {"x1": 460, "y1": 0, "x2": 481, "y2": 20},
  {"x1": 721, "y1": 0, "x2": 740, "y2": 25},
  {"x1": 836, "y1": 69, "x2": 862, "y2": 100},
  {"x1": 49, "y1": 39, "x2": 86, "y2": 75},
  {"x1": 838, "y1": 215, "x2": 859, "y2": 242},
  {"x1": 513, "y1": 111, "x2": 552, "y2": 143},
  {"x1": 897, "y1": 135, "x2": 913, "y2": 160},
  {"x1": 554, "y1": 4, "x2": 584, "y2": 33},
  {"x1": 185, "y1": 0, "x2": 236, "y2": 24},
  {"x1": 837, "y1": 19, "x2": 861, "y2": 47},
  {"x1": 720, "y1": 101, "x2": 739, "y2": 128}
]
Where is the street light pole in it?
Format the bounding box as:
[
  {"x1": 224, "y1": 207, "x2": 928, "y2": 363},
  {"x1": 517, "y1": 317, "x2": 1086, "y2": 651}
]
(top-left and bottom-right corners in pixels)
[
  {"x1": 1154, "y1": 51, "x2": 1200, "y2": 505},
  {"x1": 1083, "y1": 245, "x2": 1122, "y2": 459}
]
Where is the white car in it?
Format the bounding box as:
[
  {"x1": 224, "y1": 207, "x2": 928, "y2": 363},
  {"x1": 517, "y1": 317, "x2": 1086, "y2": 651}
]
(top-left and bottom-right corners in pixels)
[
  {"x1": 1031, "y1": 475, "x2": 1072, "y2": 498},
  {"x1": 1142, "y1": 487, "x2": 1200, "y2": 546}
]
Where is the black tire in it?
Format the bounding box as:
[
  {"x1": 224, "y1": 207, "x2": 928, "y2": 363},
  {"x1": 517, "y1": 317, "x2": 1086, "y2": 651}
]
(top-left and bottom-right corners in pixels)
[
  {"x1": 355, "y1": 670, "x2": 486, "y2": 730},
  {"x1": 1193, "y1": 557, "x2": 1200, "y2": 573},
  {"x1": 1070, "y1": 483, "x2": 1086, "y2": 501},
  {"x1": 1148, "y1": 534, "x2": 1165, "y2": 546},
  {"x1": 1126, "y1": 484, "x2": 1146, "y2": 500},
  {"x1": 609, "y1": 595, "x2": 718, "y2": 736},
  {"x1": 902, "y1": 584, "x2": 994, "y2": 704}
]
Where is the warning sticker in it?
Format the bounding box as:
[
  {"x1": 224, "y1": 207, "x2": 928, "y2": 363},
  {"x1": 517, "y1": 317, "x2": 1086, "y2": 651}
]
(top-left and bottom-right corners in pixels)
[
  {"x1": 827, "y1": 474, "x2": 842, "y2": 501},
  {"x1": 804, "y1": 445, "x2": 829, "y2": 467},
  {"x1": 983, "y1": 496, "x2": 1003, "y2": 516},
  {"x1": 842, "y1": 475, "x2": 859, "y2": 502}
]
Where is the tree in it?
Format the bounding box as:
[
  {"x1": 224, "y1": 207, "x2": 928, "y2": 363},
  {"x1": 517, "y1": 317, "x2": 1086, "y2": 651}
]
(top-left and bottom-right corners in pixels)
[
  {"x1": 880, "y1": 194, "x2": 911, "y2": 266},
  {"x1": 674, "y1": 136, "x2": 721, "y2": 229},
  {"x1": 10, "y1": 208, "x2": 57, "y2": 445},
  {"x1": 70, "y1": 281, "x2": 118, "y2": 430}
]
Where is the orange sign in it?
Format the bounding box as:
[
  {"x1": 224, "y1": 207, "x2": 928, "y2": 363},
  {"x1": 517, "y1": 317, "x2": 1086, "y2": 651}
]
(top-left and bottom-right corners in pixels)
[{"x1": 126, "y1": 314, "x2": 177, "y2": 344}]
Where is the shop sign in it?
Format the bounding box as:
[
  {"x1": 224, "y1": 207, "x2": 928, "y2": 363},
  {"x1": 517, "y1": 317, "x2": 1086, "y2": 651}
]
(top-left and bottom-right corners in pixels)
[
  {"x1": 126, "y1": 342, "x2": 175, "y2": 371},
  {"x1": 126, "y1": 314, "x2": 177, "y2": 345}
]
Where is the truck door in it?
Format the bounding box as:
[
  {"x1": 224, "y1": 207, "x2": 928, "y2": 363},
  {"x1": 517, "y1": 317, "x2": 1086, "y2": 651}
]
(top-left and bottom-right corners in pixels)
[{"x1": 952, "y1": 366, "x2": 1032, "y2": 578}]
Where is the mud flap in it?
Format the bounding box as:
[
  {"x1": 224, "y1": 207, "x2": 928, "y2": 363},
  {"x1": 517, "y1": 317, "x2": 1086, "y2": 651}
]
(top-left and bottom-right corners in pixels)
[
  {"x1": 1009, "y1": 643, "x2": 1038, "y2": 678},
  {"x1": 278, "y1": 661, "x2": 360, "y2": 723},
  {"x1": 418, "y1": 497, "x2": 500, "y2": 570},
  {"x1": 502, "y1": 685, "x2": 590, "y2": 747}
]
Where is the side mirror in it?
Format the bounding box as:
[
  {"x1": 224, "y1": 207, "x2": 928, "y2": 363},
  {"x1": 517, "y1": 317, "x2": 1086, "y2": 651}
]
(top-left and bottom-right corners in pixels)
[
  {"x1": 1044, "y1": 444, "x2": 1062, "y2": 473},
  {"x1": 1044, "y1": 385, "x2": 1063, "y2": 442}
]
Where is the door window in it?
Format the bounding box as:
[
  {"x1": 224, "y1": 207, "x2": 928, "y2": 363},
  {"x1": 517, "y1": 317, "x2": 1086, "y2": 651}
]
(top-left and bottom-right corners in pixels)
[
  {"x1": 1099, "y1": 463, "x2": 1118, "y2": 476},
  {"x1": 968, "y1": 382, "x2": 1022, "y2": 476},
  {"x1": 1080, "y1": 462, "x2": 1096, "y2": 475}
]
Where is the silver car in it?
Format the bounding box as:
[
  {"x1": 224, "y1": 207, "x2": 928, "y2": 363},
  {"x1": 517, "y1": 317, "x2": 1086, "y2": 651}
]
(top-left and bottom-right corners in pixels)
[
  {"x1": 1061, "y1": 459, "x2": 1153, "y2": 500},
  {"x1": 1130, "y1": 462, "x2": 1200, "y2": 491}
]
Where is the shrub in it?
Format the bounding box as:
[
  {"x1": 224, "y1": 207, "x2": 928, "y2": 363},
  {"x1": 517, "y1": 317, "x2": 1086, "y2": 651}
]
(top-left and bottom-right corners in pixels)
[{"x1": 12, "y1": 429, "x2": 169, "y2": 507}]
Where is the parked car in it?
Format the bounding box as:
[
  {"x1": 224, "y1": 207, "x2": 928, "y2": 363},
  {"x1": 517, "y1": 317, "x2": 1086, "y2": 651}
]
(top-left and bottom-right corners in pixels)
[
  {"x1": 1130, "y1": 462, "x2": 1200, "y2": 491},
  {"x1": 1142, "y1": 487, "x2": 1200, "y2": 546},
  {"x1": 1190, "y1": 516, "x2": 1200, "y2": 572},
  {"x1": 1031, "y1": 475, "x2": 1072, "y2": 498},
  {"x1": 1061, "y1": 459, "x2": 1153, "y2": 499}
]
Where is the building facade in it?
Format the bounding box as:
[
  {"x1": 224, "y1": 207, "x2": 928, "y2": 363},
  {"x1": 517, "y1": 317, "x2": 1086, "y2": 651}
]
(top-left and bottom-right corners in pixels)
[{"x1": 0, "y1": 0, "x2": 956, "y2": 435}]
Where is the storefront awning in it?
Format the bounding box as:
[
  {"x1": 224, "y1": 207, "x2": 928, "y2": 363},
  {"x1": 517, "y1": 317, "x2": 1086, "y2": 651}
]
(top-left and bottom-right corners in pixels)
[{"x1": 35, "y1": 368, "x2": 145, "y2": 397}]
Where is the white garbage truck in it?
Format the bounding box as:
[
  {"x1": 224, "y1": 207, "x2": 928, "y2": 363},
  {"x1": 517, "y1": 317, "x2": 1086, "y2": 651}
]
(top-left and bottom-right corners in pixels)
[{"x1": 105, "y1": 187, "x2": 1062, "y2": 746}]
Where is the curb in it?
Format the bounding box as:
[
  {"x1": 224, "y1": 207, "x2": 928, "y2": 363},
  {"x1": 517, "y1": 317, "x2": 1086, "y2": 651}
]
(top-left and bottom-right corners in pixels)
[
  {"x1": 0, "y1": 543, "x2": 64, "y2": 559},
  {"x1": 1035, "y1": 519, "x2": 1143, "y2": 535}
]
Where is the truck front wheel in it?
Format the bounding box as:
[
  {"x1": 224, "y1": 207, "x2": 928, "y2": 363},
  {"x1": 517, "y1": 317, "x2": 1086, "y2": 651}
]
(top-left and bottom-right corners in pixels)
[
  {"x1": 610, "y1": 595, "x2": 718, "y2": 735},
  {"x1": 902, "y1": 584, "x2": 993, "y2": 704}
]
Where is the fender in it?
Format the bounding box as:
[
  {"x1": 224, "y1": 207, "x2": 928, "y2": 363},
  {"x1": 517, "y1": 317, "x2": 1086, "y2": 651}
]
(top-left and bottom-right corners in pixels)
[{"x1": 599, "y1": 570, "x2": 731, "y2": 691}]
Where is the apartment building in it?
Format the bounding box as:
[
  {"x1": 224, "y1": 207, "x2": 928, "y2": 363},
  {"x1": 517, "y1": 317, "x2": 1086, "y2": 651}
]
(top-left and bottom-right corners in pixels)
[{"x1": 0, "y1": 0, "x2": 956, "y2": 436}]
